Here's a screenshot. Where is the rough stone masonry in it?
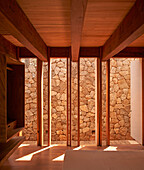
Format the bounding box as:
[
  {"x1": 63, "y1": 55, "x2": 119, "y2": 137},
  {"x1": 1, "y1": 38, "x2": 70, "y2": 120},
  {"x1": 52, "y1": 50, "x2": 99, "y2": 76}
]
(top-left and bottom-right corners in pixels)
[{"x1": 22, "y1": 58, "x2": 132, "y2": 141}]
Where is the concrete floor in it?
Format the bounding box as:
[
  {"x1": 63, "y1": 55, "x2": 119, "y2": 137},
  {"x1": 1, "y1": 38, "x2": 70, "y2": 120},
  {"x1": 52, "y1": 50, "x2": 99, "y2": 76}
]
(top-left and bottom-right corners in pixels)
[{"x1": 1, "y1": 140, "x2": 144, "y2": 170}]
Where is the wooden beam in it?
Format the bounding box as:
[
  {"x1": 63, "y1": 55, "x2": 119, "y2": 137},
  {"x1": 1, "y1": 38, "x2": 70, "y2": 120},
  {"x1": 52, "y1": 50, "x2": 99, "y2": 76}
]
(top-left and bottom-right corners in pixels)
[
  {"x1": 37, "y1": 59, "x2": 43, "y2": 146},
  {"x1": 97, "y1": 57, "x2": 102, "y2": 146},
  {"x1": 71, "y1": 0, "x2": 88, "y2": 62},
  {"x1": 114, "y1": 47, "x2": 144, "y2": 58},
  {"x1": 77, "y1": 57, "x2": 80, "y2": 146},
  {"x1": 106, "y1": 60, "x2": 110, "y2": 146},
  {"x1": 142, "y1": 58, "x2": 144, "y2": 145},
  {"x1": 0, "y1": 0, "x2": 47, "y2": 61},
  {"x1": 67, "y1": 47, "x2": 72, "y2": 146},
  {"x1": 19, "y1": 47, "x2": 100, "y2": 58},
  {"x1": 0, "y1": 34, "x2": 17, "y2": 61},
  {"x1": 102, "y1": 0, "x2": 144, "y2": 61},
  {"x1": 79, "y1": 47, "x2": 100, "y2": 58},
  {"x1": 19, "y1": 47, "x2": 36, "y2": 58},
  {"x1": 0, "y1": 54, "x2": 7, "y2": 143},
  {"x1": 50, "y1": 47, "x2": 70, "y2": 58},
  {"x1": 47, "y1": 47, "x2": 51, "y2": 146}
]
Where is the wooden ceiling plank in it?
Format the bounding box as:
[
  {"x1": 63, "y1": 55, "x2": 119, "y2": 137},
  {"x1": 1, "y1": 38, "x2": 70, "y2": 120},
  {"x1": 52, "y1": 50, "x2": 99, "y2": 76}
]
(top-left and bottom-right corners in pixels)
[
  {"x1": 102, "y1": 0, "x2": 144, "y2": 61},
  {"x1": 71, "y1": 0, "x2": 88, "y2": 62},
  {"x1": 0, "y1": 0, "x2": 47, "y2": 61}
]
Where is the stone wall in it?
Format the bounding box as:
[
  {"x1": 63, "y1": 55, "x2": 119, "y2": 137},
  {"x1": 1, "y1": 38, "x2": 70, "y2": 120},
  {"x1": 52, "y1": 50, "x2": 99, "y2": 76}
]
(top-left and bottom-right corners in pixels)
[
  {"x1": 22, "y1": 58, "x2": 132, "y2": 141},
  {"x1": 21, "y1": 58, "x2": 37, "y2": 141},
  {"x1": 102, "y1": 59, "x2": 131, "y2": 140}
]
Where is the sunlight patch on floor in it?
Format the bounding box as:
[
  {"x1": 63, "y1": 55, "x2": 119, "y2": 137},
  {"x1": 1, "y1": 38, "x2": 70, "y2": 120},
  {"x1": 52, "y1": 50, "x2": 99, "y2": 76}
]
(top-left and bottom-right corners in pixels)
[
  {"x1": 52, "y1": 145, "x2": 85, "y2": 162},
  {"x1": 15, "y1": 144, "x2": 57, "y2": 161},
  {"x1": 104, "y1": 146, "x2": 117, "y2": 151}
]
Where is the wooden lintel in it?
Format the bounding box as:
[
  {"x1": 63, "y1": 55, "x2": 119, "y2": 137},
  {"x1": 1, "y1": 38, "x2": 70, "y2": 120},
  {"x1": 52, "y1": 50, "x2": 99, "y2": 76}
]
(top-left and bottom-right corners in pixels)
[
  {"x1": 114, "y1": 47, "x2": 144, "y2": 58},
  {"x1": 97, "y1": 57, "x2": 102, "y2": 146},
  {"x1": 71, "y1": 0, "x2": 88, "y2": 62},
  {"x1": 0, "y1": 34, "x2": 17, "y2": 61},
  {"x1": 0, "y1": 0, "x2": 47, "y2": 61},
  {"x1": 106, "y1": 60, "x2": 110, "y2": 146},
  {"x1": 19, "y1": 47, "x2": 100, "y2": 58},
  {"x1": 102, "y1": 0, "x2": 144, "y2": 61},
  {"x1": 37, "y1": 59, "x2": 43, "y2": 146}
]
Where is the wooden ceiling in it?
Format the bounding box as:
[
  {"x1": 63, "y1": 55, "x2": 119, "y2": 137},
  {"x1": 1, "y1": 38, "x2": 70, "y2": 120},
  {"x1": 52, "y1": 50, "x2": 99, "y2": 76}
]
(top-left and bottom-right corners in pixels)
[
  {"x1": 1, "y1": 0, "x2": 143, "y2": 48},
  {"x1": 0, "y1": 0, "x2": 143, "y2": 61}
]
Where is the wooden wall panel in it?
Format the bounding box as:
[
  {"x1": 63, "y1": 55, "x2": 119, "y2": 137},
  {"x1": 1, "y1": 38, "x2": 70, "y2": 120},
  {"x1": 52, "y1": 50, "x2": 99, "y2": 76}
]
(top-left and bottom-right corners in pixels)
[{"x1": 0, "y1": 54, "x2": 7, "y2": 143}]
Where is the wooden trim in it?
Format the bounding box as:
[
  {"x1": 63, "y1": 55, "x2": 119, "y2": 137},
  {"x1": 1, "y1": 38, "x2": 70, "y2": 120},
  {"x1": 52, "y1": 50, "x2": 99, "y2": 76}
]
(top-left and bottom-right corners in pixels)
[
  {"x1": 37, "y1": 59, "x2": 43, "y2": 146},
  {"x1": 67, "y1": 47, "x2": 72, "y2": 146},
  {"x1": 71, "y1": 0, "x2": 88, "y2": 61},
  {"x1": 102, "y1": 0, "x2": 144, "y2": 61},
  {"x1": 0, "y1": 54, "x2": 7, "y2": 143},
  {"x1": 97, "y1": 57, "x2": 102, "y2": 146},
  {"x1": 114, "y1": 47, "x2": 144, "y2": 58},
  {"x1": 77, "y1": 57, "x2": 80, "y2": 146},
  {"x1": 47, "y1": 47, "x2": 51, "y2": 146},
  {"x1": 106, "y1": 60, "x2": 110, "y2": 146},
  {"x1": 0, "y1": 0, "x2": 47, "y2": 61},
  {"x1": 142, "y1": 58, "x2": 144, "y2": 145}
]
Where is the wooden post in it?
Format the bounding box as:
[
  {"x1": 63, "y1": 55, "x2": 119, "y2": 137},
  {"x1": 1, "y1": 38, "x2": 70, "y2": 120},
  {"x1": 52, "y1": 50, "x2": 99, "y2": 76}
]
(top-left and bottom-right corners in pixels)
[
  {"x1": 37, "y1": 58, "x2": 43, "y2": 146},
  {"x1": 0, "y1": 54, "x2": 7, "y2": 143},
  {"x1": 97, "y1": 57, "x2": 102, "y2": 146},
  {"x1": 67, "y1": 48, "x2": 72, "y2": 146},
  {"x1": 47, "y1": 47, "x2": 51, "y2": 146},
  {"x1": 142, "y1": 58, "x2": 144, "y2": 145},
  {"x1": 106, "y1": 60, "x2": 110, "y2": 146},
  {"x1": 78, "y1": 57, "x2": 80, "y2": 146}
]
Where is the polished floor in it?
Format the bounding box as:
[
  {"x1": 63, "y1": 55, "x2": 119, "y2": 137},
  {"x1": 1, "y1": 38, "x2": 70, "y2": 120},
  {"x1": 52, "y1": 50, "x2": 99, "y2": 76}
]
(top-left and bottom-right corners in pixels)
[{"x1": 1, "y1": 140, "x2": 144, "y2": 170}]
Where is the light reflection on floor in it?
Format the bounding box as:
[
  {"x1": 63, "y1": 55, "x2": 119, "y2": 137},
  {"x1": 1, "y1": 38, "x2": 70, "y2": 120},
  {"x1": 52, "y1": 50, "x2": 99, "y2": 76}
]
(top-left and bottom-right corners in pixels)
[
  {"x1": 16, "y1": 144, "x2": 57, "y2": 161},
  {"x1": 52, "y1": 145, "x2": 85, "y2": 162}
]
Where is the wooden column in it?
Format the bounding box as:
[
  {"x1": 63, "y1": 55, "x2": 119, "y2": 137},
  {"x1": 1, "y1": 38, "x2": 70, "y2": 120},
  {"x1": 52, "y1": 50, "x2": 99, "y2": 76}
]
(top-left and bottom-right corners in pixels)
[
  {"x1": 37, "y1": 59, "x2": 43, "y2": 146},
  {"x1": 0, "y1": 54, "x2": 7, "y2": 143},
  {"x1": 77, "y1": 57, "x2": 80, "y2": 146},
  {"x1": 142, "y1": 58, "x2": 144, "y2": 145},
  {"x1": 47, "y1": 47, "x2": 51, "y2": 146},
  {"x1": 67, "y1": 48, "x2": 72, "y2": 146},
  {"x1": 97, "y1": 57, "x2": 102, "y2": 146},
  {"x1": 106, "y1": 60, "x2": 110, "y2": 146}
]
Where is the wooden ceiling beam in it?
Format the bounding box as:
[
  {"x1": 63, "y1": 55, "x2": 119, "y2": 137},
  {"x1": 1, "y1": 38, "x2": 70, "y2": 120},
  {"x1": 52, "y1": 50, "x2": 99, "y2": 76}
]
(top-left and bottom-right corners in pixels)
[
  {"x1": 71, "y1": 0, "x2": 88, "y2": 62},
  {"x1": 114, "y1": 47, "x2": 144, "y2": 58},
  {"x1": 19, "y1": 47, "x2": 100, "y2": 58},
  {"x1": 0, "y1": 34, "x2": 17, "y2": 61},
  {"x1": 102, "y1": 0, "x2": 144, "y2": 61},
  {"x1": 0, "y1": 0, "x2": 47, "y2": 61}
]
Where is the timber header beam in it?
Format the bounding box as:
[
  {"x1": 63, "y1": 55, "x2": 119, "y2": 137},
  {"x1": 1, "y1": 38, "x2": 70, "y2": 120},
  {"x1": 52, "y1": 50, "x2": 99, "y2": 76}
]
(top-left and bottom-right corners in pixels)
[
  {"x1": 19, "y1": 47, "x2": 100, "y2": 58},
  {"x1": 102, "y1": 0, "x2": 144, "y2": 61},
  {"x1": 114, "y1": 47, "x2": 144, "y2": 58},
  {"x1": 0, "y1": 34, "x2": 17, "y2": 60},
  {"x1": 71, "y1": 0, "x2": 88, "y2": 62},
  {"x1": 0, "y1": 0, "x2": 47, "y2": 61}
]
